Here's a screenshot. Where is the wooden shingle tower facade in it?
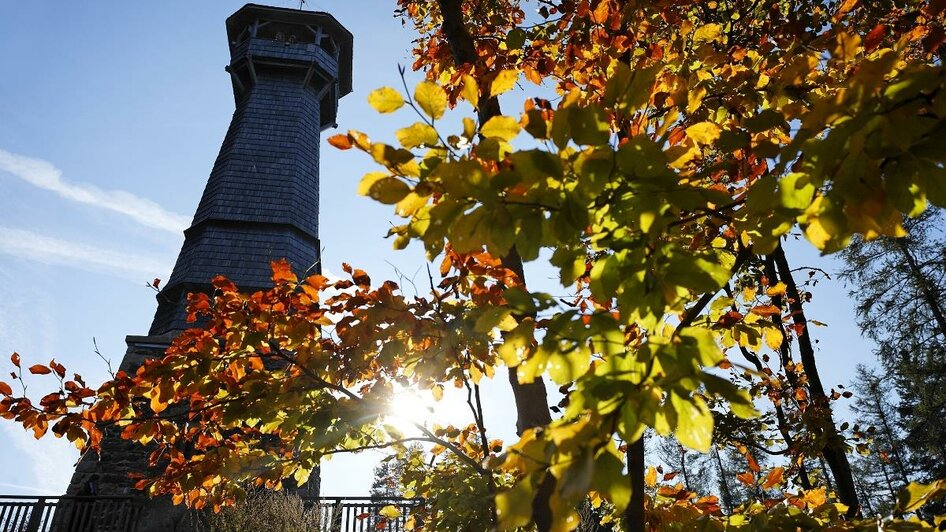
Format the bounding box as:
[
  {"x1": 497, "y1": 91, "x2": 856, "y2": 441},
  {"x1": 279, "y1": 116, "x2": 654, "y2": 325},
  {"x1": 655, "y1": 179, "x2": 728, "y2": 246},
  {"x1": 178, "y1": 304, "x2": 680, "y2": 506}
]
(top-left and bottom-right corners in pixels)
[{"x1": 65, "y1": 5, "x2": 352, "y2": 528}]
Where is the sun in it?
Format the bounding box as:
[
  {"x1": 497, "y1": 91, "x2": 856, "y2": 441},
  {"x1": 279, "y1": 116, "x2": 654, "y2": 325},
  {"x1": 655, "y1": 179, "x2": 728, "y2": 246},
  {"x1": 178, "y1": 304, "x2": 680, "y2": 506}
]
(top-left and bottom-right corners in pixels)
[{"x1": 383, "y1": 385, "x2": 471, "y2": 436}]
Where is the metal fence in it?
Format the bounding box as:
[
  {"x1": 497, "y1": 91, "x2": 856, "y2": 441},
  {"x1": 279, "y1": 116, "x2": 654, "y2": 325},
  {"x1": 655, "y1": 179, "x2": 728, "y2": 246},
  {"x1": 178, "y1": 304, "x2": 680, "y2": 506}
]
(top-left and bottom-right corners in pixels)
[
  {"x1": 0, "y1": 496, "x2": 142, "y2": 532},
  {"x1": 0, "y1": 495, "x2": 422, "y2": 532},
  {"x1": 312, "y1": 497, "x2": 423, "y2": 532}
]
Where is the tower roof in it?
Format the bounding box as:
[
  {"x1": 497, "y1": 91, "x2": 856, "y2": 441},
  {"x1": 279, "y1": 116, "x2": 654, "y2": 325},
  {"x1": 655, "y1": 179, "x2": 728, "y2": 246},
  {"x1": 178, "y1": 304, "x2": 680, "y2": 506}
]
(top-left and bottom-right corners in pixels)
[{"x1": 226, "y1": 3, "x2": 353, "y2": 96}]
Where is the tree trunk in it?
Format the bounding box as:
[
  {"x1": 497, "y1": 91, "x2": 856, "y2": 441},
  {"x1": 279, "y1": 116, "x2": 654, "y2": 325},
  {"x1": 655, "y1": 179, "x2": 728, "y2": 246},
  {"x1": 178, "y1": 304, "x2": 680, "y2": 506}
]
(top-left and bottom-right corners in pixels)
[
  {"x1": 894, "y1": 237, "x2": 946, "y2": 340},
  {"x1": 770, "y1": 244, "x2": 860, "y2": 515},
  {"x1": 432, "y1": 1, "x2": 554, "y2": 528},
  {"x1": 624, "y1": 438, "x2": 646, "y2": 532},
  {"x1": 713, "y1": 447, "x2": 735, "y2": 514}
]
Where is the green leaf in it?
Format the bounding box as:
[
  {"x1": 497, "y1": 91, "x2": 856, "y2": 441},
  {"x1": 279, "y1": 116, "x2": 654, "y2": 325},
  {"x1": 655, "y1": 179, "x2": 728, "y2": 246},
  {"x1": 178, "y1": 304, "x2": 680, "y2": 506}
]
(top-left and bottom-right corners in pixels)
[
  {"x1": 415, "y1": 81, "x2": 447, "y2": 120},
  {"x1": 505, "y1": 28, "x2": 527, "y2": 50},
  {"x1": 367, "y1": 177, "x2": 411, "y2": 204},
  {"x1": 496, "y1": 477, "x2": 534, "y2": 529},
  {"x1": 396, "y1": 122, "x2": 439, "y2": 149},
  {"x1": 368, "y1": 87, "x2": 405, "y2": 113},
  {"x1": 481, "y1": 115, "x2": 521, "y2": 141},
  {"x1": 568, "y1": 106, "x2": 610, "y2": 145},
  {"x1": 671, "y1": 391, "x2": 714, "y2": 452},
  {"x1": 592, "y1": 447, "x2": 631, "y2": 512}
]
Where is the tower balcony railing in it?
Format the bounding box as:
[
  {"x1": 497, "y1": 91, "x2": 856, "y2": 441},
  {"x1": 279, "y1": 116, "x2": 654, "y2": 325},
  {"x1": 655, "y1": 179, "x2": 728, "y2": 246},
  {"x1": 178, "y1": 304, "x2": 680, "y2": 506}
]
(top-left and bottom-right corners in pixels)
[
  {"x1": 0, "y1": 495, "x2": 423, "y2": 532},
  {"x1": 0, "y1": 495, "x2": 143, "y2": 532}
]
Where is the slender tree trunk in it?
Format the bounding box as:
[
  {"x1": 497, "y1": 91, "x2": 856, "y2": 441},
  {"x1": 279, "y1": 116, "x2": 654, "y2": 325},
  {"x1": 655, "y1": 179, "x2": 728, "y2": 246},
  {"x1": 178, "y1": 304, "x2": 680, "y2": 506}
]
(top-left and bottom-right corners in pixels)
[
  {"x1": 770, "y1": 244, "x2": 860, "y2": 516},
  {"x1": 432, "y1": 2, "x2": 554, "y2": 528},
  {"x1": 624, "y1": 438, "x2": 646, "y2": 532},
  {"x1": 895, "y1": 238, "x2": 946, "y2": 340},
  {"x1": 870, "y1": 380, "x2": 911, "y2": 486},
  {"x1": 713, "y1": 447, "x2": 735, "y2": 514}
]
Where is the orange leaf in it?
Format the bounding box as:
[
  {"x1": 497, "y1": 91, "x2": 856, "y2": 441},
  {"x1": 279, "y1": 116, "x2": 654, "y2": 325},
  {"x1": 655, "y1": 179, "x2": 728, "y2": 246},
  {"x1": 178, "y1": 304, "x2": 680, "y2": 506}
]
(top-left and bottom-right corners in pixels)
[
  {"x1": 271, "y1": 260, "x2": 298, "y2": 283},
  {"x1": 352, "y1": 269, "x2": 371, "y2": 289},
  {"x1": 746, "y1": 452, "x2": 760, "y2": 472},
  {"x1": 29, "y1": 364, "x2": 52, "y2": 375},
  {"x1": 0, "y1": 381, "x2": 11, "y2": 396},
  {"x1": 212, "y1": 275, "x2": 237, "y2": 292},
  {"x1": 834, "y1": 0, "x2": 859, "y2": 20},
  {"x1": 645, "y1": 466, "x2": 658, "y2": 487},
  {"x1": 327, "y1": 134, "x2": 353, "y2": 150},
  {"x1": 750, "y1": 305, "x2": 781, "y2": 317},
  {"x1": 736, "y1": 471, "x2": 755, "y2": 486},
  {"x1": 762, "y1": 467, "x2": 784, "y2": 490},
  {"x1": 11, "y1": 353, "x2": 20, "y2": 368},
  {"x1": 794, "y1": 387, "x2": 808, "y2": 401},
  {"x1": 305, "y1": 274, "x2": 330, "y2": 291}
]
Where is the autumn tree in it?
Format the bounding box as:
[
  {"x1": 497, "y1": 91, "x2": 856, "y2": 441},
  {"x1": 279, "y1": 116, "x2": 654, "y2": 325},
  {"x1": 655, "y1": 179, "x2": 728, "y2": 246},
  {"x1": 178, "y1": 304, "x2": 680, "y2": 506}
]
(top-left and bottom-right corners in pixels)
[{"x1": 5, "y1": 0, "x2": 946, "y2": 530}]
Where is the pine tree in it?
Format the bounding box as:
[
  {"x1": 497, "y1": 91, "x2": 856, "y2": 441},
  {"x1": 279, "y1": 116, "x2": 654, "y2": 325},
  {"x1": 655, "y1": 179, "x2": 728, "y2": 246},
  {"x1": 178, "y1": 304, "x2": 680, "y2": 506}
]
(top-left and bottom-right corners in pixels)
[{"x1": 840, "y1": 208, "x2": 946, "y2": 487}]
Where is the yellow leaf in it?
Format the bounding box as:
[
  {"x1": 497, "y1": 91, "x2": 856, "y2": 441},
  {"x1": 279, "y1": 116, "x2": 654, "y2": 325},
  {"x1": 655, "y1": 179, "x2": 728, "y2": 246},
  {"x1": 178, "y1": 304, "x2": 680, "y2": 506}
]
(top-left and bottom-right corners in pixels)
[
  {"x1": 357, "y1": 172, "x2": 390, "y2": 196},
  {"x1": 395, "y1": 192, "x2": 428, "y2": 217},
  {"x1": 693, "y1": 23, "x2": 723, "y2": 45},
  {"x1": 490, "y1": 69, "x2": 519, "y2": 97},
  {"x1": 672, "y1": 393, "x2": 713, "y2": 453},
  {"x1": 379, "y1": 505, "x2": 402, "y2": 519},
  {"x1": 431, "y1": 384, "x2": 444, "y2": 402},
  {"x1": 367, "y1": 86, "x2": 405, "y2": 113},
  {"x1": 461, "y1": 74, "x2": 479, "y2": 108},
  {"x1": 481, "y1": 115, "x2": 521, "y2": 141},
  {"x1": 687, "y1": 86, "x2": 707, "y2": 114},
  {"x1": 395, "y1": 122, "x2": 439, "y2": 149},
  {"x1": 804, "y1": 487, "x2": 827, "y2": 508},
  {"x1": 685, "y1": 122, "x2": 722, "y2": 145},
  {"x1": 414, "y1": 81, "x2": 447, "y2": 120},
  {"x1": 804, "y1": 218, "x2": 832, "y2": 250},
  {"x1": 765, "y1": 282, "x2": 787, "y2": 297},
  {"x1": 764, "y1": 327, "x2": 783, "y2": 351}
]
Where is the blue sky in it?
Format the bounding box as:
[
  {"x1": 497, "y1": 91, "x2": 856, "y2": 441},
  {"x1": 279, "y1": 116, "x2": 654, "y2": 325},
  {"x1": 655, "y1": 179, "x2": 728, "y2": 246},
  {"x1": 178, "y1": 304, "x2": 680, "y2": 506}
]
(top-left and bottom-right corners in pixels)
[{"x1": 0, "y1": 1, "x2": 875, "y2": 497}]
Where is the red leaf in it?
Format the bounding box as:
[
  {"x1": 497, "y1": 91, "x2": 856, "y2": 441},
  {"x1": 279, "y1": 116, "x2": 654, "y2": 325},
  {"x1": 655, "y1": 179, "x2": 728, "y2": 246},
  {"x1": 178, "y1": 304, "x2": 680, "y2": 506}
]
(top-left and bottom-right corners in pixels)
[
  {"x1": 11, "y1": 353, "x2": 20, "y2": 368},
  {"x1": 864, "y1": 24, "x2": 886, "y2": 52},
  {"x1": 29, "y1": 364, "x2": 52, "y2": 375},
  {"x1": 0, "y1": 381, "x2": 12, "y2": 396},
  {"x1": 49, "y1": 360, "x2": 66, "y2": 378},
  {"x1": 152, "y1": 278, "x2": 161, "y2": 289}
]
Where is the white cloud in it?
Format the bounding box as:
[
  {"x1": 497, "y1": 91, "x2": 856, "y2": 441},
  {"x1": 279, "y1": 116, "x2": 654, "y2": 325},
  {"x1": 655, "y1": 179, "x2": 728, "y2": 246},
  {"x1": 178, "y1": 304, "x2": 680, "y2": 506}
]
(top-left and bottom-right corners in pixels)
[
  {"x1": 0, "y1": 424, "x2": 77, "y2": 494},
  {"x1": 0, "y1": 149, "x2": 190, "y2": 233},
  {"x1": 0, "y1": 226, "x2": 172, "y2": 282}
]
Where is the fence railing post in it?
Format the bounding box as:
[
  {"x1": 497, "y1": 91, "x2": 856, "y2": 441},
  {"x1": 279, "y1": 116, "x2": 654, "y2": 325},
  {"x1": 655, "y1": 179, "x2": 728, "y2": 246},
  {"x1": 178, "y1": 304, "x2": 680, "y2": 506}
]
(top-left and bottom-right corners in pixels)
[{"x1": 24, "y1": 497, "x2": 45, "y2": 532}]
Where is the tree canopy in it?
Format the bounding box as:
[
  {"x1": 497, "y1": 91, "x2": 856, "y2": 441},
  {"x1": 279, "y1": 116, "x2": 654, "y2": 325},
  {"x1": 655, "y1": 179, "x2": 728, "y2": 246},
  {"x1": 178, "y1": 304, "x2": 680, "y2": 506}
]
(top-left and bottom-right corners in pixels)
[{"x1": 4, "y1": 0, "x2": 946, "y2": 530}]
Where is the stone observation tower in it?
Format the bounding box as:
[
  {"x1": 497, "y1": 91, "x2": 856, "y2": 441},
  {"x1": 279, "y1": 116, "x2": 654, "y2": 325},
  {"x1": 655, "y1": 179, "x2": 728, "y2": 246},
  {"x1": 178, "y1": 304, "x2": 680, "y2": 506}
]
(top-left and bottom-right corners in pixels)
[{"x1": 66, "y1": 3, "x2": 352, "y2": 525}]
